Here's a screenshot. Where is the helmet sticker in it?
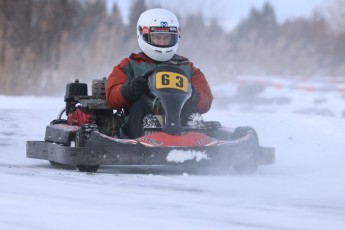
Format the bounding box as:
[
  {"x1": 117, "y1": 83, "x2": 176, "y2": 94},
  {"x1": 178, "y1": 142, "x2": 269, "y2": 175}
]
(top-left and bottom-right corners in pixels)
[
  {"x1": 160, "y1": 21, "x2": 168, "y2": 27},
  {"x1": 142, "y1": 26, "x2": 149, "y2": 35}
]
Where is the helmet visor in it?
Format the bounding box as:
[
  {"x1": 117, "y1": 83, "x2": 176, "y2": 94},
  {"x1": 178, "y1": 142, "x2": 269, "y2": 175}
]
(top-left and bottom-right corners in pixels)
[{"x1": 142, "y1": 27, "x2": 178, "y2": 48}]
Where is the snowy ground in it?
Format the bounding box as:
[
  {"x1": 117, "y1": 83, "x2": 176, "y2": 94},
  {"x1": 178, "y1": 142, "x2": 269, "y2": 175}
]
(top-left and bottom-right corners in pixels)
[{"x1": 1, "y1": 77, "x2": 345, "y2": 230}]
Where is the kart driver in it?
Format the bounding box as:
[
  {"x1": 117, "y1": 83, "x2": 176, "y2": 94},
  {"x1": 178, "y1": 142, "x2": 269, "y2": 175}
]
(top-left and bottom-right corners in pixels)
[{"x1": 106, "y1": 8, "x2": 213, "y2": 138}]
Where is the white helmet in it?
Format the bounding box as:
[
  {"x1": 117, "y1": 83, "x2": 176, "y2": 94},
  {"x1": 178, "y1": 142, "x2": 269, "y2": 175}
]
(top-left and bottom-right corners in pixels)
[{"x1": 137, "y1": 8, "x2": 180, "y2": 62}]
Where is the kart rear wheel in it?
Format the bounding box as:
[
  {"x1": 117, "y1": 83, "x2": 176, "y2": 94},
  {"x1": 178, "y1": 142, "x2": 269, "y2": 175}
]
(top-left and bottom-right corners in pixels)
[
  {"x1": 75, "y1": 129, "x2": 86, "y2": 148},
  {"x1": 75, "y1": 128, "x2": 100, "y2": 173},
  {"x1": 49, "y1": 141, "x2": 76, "y2": 169}
]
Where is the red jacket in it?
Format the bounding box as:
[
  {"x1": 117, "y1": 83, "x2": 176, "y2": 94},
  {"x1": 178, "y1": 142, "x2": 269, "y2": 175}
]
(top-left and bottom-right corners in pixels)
[{"x1": 106, "y1": 52, "x2": 213, "y2": 114}]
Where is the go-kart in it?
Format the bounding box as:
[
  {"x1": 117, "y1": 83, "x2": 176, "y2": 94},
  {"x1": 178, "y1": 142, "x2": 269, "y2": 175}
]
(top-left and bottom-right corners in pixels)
[{"x1": 26, "y1": 66, "x2": 275, "y2": 174}]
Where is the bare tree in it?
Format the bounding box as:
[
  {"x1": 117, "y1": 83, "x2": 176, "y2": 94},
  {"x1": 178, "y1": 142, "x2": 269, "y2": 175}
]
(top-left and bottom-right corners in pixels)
[{"x1": 326, "y1": 0, "x2": 345, "y2": 33}]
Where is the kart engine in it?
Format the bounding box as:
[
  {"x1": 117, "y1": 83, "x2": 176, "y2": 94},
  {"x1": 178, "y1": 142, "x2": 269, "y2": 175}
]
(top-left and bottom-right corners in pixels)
[{"x1": 63, "y1": 79, "x2": 123, "y2": 137}]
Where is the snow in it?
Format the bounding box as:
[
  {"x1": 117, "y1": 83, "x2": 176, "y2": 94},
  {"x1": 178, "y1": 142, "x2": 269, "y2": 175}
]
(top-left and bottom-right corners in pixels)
[
  {"x1": 166, "y1": 150, "x2": 208, "y2": 163},
  {"x1": 1, "y1": 76, "x2": 345, "y2": 229}
]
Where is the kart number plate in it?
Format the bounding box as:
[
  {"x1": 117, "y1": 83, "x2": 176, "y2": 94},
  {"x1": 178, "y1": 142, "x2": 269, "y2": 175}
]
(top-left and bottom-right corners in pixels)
[{"x1": 155, "y1": 71, "x2": 189, "y2": 92}]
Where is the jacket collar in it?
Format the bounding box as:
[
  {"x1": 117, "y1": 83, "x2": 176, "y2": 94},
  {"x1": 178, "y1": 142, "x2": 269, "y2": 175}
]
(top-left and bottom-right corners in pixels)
[{"x1": 130, "y1": 52, "x2": 190, "y2": 65}]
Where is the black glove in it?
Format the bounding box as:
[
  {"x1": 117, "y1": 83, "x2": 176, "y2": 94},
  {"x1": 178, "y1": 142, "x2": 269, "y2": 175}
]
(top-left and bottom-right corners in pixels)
[
  {"x1": 140, "y1": 67, "x2": 156, "y2": 79},
  {"x1": 121, "y1": 77, "x2": 149, "y2": 102}
]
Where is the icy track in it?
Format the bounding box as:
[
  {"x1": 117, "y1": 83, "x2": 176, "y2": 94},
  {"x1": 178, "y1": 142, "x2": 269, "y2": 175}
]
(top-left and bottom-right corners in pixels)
[{"x1": 1, "y1": 85, "x2": 345, "y2": 229}]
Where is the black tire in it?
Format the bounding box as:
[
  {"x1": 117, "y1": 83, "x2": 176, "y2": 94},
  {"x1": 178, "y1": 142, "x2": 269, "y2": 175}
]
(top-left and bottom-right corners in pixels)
[
  {"x1": 232, "y1": 126, "x2": 258, "y2": 141},
  {"x1": 49, "y1": 161, "x2": 65, "y2": 167},
  {"x1": 76, "y1": 165, "x2": 100, "y2": 173},
  {"x1": 75, "y1": 129, "x2": 87, "y2": 148},
  {"x1": 232, "y1": 126, "x2": 259, "y2": 174},
  {"x1": 232, "y1": 151, "x2": 258, "y2": 174},
  {"x1": 49, "y1": 161, "x2": 77, "y2": 170},
  {"x1": 49, "y1": 141, "x2": 76, "y2": 169},
  {"x1": 75, "y1": 127, "x2": 100, "y2": 173}
]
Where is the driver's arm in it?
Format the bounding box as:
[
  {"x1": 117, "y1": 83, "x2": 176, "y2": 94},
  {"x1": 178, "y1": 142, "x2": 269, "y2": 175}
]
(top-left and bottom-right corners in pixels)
[{"x1": 190, "y1": 64, "x2": 214, "y2": 113}]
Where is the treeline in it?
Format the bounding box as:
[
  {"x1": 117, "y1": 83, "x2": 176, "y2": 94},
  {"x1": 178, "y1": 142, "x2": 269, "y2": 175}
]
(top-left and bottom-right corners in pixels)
[
  {"x1": 0, "y1": 0, "x2": 344, "y2": 95},
  {"x1": 0, "y1": 0, "x2": 130, "y2": 95}
]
